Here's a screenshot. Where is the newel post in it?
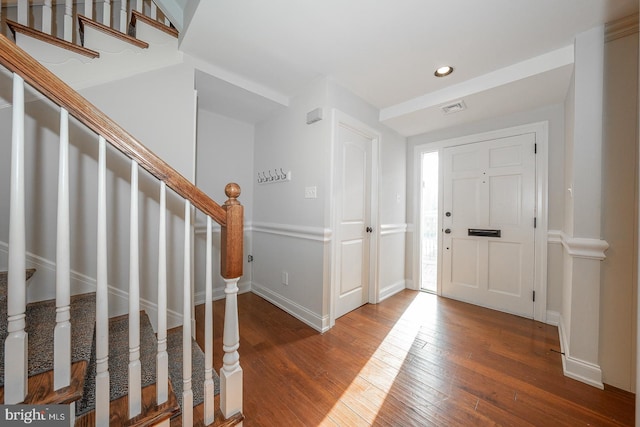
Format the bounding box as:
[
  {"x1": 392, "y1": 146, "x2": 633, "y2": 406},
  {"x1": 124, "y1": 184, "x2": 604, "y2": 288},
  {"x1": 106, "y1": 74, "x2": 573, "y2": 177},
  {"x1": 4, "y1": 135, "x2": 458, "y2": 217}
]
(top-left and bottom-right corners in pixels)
[{"x1": 220, "y1": 183, "x2": 243, "y2": 418}]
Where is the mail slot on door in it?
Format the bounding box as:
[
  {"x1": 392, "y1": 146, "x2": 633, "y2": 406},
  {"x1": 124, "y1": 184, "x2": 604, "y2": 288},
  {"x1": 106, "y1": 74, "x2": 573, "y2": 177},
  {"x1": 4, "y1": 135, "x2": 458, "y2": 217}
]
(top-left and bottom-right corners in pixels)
[{"x1": 468, "y1": 228, "x2": 501, "y2": 238}]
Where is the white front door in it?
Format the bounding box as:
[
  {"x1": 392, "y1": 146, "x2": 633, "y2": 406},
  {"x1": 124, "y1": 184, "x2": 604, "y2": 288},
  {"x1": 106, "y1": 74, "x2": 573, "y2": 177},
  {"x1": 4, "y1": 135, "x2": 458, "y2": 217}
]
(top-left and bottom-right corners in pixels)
[
  {"x1": 335, "y1": 122, "x2": 373, "y2": 319},
  {"x1": 441, "y1": 132, "x2": 536, "y2": 318}
]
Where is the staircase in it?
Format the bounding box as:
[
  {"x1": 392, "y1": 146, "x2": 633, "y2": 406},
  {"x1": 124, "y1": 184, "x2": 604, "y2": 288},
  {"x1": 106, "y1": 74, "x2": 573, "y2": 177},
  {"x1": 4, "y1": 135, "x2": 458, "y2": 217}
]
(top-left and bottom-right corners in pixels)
[{"x1": 0, "y1": 1, "x2": 244, "y2": 425}]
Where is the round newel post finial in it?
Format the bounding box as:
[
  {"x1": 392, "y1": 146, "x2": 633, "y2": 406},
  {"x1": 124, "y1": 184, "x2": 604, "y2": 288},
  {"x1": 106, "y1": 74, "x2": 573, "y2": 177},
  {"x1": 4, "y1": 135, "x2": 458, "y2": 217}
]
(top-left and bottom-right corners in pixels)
[{"x1": 224, "y1": 183, "x2": 241, "y2": 205}]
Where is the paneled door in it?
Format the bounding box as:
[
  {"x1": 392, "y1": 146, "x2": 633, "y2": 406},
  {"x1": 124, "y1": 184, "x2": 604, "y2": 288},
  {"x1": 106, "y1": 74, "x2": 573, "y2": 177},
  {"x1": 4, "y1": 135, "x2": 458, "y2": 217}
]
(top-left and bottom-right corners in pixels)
[
  {"x1": 441, "y1": 133, "x2": 536, "y2": 318},
  {"x1": 335, "y1": 121, "x2": 373, "y2": 319}
]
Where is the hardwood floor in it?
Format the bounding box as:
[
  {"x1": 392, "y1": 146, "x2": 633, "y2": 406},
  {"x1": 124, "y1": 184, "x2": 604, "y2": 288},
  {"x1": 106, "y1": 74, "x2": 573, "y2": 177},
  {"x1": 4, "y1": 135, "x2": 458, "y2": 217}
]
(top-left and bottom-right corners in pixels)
[{"x1": 199, "y1": 290, "x2": 634, "y2": 426}]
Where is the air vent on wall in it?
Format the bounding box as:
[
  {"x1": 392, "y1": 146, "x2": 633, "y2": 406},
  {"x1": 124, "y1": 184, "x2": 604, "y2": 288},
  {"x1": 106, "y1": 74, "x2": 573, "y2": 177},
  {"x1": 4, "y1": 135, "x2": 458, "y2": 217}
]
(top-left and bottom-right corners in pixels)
[{"x1": 440, "y1": 100, "x2": 467, "y2": 115}]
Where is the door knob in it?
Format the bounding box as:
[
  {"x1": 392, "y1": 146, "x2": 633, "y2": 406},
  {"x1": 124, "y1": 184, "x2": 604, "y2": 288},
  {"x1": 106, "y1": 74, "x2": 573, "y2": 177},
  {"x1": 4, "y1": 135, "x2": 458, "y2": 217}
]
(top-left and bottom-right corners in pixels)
[
  {"x1": 366, "y1": 226, "x2": 373, "y2": 233},
  {"x1": 444, "y1": 228, "x2": 451, "y2": 234},
  {"x1": 445, "y1": 212, "x2": 451, "y2": 217}
]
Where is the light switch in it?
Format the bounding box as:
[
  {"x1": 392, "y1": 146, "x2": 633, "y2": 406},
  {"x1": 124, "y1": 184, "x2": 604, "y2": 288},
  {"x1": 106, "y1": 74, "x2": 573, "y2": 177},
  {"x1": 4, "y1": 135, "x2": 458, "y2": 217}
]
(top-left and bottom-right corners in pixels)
[{"x1": 305, "y1": 186, "x2": 317, "y2": 199}]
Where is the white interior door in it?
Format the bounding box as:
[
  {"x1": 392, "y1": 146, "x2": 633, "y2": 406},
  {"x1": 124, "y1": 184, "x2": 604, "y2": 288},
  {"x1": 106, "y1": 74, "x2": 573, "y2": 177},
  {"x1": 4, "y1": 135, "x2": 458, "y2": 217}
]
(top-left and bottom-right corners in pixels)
[
  {"x1": 441, "y1": 133, "x2": 536, "y2": 318},
  {"x1": 335, "y1": 122, "x2": 373, "y2": 319}
]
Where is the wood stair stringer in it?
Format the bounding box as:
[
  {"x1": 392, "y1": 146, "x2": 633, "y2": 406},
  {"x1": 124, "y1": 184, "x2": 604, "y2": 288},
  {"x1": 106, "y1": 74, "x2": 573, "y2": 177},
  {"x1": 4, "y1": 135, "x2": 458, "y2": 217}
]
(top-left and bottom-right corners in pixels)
[
  {"x1": 78, "y1": 15, "x2": 149, "y2": 50},
  {"x1": 0, "y1": 361, "x2": 88, "y2": 405},
  {"x1": 75, "y1": 381, "x2": 181, "y2": 427},
  {"x1": 7, "y1": 20, "x2": 99, "y2": 59}
]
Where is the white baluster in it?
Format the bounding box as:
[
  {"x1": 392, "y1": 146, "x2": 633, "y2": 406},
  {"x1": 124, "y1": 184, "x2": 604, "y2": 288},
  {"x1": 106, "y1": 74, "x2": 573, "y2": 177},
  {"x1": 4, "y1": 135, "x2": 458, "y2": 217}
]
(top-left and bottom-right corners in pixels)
[
  {"x1": 84, "y1": 0, "x2": 93, "y2": 20},
  {"x1": 204, "y1": 216, "x2": 214, "y2": 424},
  {"x1": 150, "y1": 2, "x2": 157, "y2": 20},
  {"x1": 42, "y1": 0, "x2": 52, "y2": 35},
  {"x1": 156, "y1": 181, "x2": 168, "y2": 405},
  {"x1": 5, "y1": 74, "x2": 27, "y2": 405},
  {"x1": 128, "y1": 160, "x2": 142, "y2": 418},
  {"x1": 64, "y1": 0, "x2": 73, "y2": 42},
  {"x1": 221, "y1": 277, "x2": 243, "y2": 418},
  {"x1": 103, "y1": 0, "x2": 111, "y2": 27},
  {"x1": 95, "y1": 136, "x2": 110, "y2": 426},
  {"x1": 17, "y1": 0, "x2": 27, "y2": 26},
  {"x1": 54, "y1": 108, "x2": 71, "y2": 392},
  {"x1": 119, "y1": 0, "x2": 127, "y2": 33},
  {"x1": 135, "y1": 0, "x2": 142, "y2": 12},
  {"x1": 182, "y1": 200, "x2": 193, "y2": 426}
]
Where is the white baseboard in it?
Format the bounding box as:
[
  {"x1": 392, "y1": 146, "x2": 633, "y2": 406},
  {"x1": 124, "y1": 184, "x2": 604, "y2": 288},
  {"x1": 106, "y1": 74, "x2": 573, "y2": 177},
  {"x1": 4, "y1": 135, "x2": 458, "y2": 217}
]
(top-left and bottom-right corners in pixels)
[
  {"x1": 546, "y1": 310, "x2": 560, "y2": 326},
  {"x1": 193, "y1": 280, "x2": 252, "y2": 306},
  {"x1": 558, "y1": 315, "x2": 604, "y2": 389},
  {"x1": 251, "y1": 281, "x2": 328, "y2": 332},
  {"x1": 378, "y1": 280, "x2": 406, "y2": 302}
]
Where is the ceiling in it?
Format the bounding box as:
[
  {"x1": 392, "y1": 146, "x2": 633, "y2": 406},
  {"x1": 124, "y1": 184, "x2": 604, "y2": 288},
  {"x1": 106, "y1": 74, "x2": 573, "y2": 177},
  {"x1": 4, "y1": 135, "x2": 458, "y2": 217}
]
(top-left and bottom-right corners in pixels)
[{"x1": 179, "y1": 0, "x2": 638, "y2": 136}]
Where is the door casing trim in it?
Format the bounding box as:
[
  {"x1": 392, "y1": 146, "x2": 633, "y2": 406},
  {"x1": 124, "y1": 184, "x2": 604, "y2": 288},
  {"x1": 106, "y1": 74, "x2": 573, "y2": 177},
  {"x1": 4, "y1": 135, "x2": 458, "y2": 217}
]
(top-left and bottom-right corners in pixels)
[
  {"x1": 329, "y1": 109, "x2": 381, "y2": 328},
  {"x1": 412, "y1": 121, "x2": 549, "y2": 322}
]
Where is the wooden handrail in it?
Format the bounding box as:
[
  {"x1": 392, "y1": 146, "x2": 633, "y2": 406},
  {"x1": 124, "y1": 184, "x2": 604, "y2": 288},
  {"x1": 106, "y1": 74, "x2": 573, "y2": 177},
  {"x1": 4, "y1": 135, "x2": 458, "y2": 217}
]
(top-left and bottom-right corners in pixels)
[{"x1": 0, "y1": 33, "x2": 227, "y2": 226}]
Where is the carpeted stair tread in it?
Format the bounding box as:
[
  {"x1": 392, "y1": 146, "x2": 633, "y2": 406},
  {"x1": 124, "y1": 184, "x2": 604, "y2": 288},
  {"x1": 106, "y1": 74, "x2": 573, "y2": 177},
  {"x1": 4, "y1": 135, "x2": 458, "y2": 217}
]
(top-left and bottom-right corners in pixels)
[
  {"x1": 0, "y1": 292, "x2": 96, "y2": 387},
  {"x1": 76, "y1": 311, "x2": 158, "y2": 416},
  {"x1": 166, "y1": 327, "x2": 212, "y2": 412}
]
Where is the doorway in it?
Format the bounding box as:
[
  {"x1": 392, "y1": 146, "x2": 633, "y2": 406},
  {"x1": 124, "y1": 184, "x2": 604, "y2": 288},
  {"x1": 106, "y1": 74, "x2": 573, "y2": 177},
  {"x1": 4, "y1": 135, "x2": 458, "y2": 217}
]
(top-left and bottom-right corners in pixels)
[
  {"x1": 414, "y1": 122, "x2": 548, "y2": 321},
  {"x1": 331, "y1": 111, "x2": 379, "y2": 321}
]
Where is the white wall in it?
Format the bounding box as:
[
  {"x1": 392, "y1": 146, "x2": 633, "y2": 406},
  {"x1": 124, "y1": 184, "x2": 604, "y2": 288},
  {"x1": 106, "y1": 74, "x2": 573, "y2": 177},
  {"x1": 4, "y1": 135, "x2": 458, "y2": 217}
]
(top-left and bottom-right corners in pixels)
[
  {"x1": 251, "y1": 78, "x2": 330, "y2": 328},
  {"x1": 251, "y1": 77, "x2": 407, "y2": 331},
  {"x1": 600, "y1": 30, "x2": 638, "y2": 392},
  {"x1": 0, "y1": 63, "x2": 197, "y2": 328},
  {"x1": 194, "y1": 109, "x2": 254, "y2": 302}
]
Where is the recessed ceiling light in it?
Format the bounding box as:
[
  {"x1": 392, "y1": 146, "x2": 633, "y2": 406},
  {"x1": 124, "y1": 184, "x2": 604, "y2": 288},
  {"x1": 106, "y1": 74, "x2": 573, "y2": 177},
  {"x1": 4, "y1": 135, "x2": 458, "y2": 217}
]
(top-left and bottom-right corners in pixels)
[{"x1": 434, "y1": 66, "x2": 454, "y2": 77}]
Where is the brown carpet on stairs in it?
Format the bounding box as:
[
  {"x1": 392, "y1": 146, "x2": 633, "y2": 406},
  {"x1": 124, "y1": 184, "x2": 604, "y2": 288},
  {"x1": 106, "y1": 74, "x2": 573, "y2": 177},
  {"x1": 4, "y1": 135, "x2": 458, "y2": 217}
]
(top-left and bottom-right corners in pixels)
[
  {"x1": 76, "y1": 311, "x2": 158, "y2": 416},
  {"x1": 0, "y1": 292, "x2": 96, "y2": 387},
  {"x1": 166, "y1": 326, "x2": 210, "y2": 412},
  {"x1": 76, "y1": 312, "x2": 212, "y2": 417}
]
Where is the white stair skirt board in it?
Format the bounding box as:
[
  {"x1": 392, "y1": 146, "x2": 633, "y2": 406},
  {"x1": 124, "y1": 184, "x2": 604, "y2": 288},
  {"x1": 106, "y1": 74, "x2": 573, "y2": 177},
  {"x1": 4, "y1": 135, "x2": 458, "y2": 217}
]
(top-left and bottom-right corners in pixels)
[
  {"x1": 12, "y1": 20, "x2": 182, "y2": 92},
  {"x1": 14, "y1": 32, "x2": 94, "y2": 65},
  {"x1": 80, "y1": 23, "x2": 147, "y2": 55},
  {"x1": 134, "y1": 17, "x2": 179, "y2": 48}
]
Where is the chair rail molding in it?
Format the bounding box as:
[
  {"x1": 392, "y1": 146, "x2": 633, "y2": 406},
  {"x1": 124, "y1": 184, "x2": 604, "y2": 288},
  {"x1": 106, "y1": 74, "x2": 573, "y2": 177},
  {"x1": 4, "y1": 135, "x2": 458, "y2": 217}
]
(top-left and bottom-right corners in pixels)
[
  {"x1": 251, "y1": 221, "x2": 332, "y2": 242},
  {"x1": 548, "y1": 229, "x2": 609, "y2": 260}
]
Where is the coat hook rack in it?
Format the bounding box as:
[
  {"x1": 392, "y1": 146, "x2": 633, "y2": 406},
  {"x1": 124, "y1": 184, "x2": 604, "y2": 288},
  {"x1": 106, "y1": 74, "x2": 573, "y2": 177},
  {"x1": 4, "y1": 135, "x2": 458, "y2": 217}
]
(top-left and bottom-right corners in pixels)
[{"x1": 257, "y1": 168, "x2": 292, "y2": 184}]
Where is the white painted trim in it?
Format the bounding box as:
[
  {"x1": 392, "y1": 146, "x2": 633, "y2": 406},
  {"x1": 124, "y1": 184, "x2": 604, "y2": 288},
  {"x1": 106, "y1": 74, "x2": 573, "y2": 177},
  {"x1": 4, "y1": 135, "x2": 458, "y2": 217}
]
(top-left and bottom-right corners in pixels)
[
  {"x1": 379, "y1": 223, "x2": 408, "y2": 236},
  {"x1": 251, "y1": 281, "x2": 328, "y2": 332},
  {"x1": 548, "y1": 229, "x2": 563, "y2": 244},
  {"x1": 379, "y1": 280, "x2": 406, "y2": 302},
  {"x1": 381, "y1": 46, "x2": 574, "y2": 122},
  {"x1": 558, "y1": 315, "x2": 604, "y2": 389},
  {"x1": 252, "y1": 222, "x2": 332, "y2": 242},
  {"x1": 329, "y1": 109, "x2": 381, "y2": 327},
  {"x1": 546, "y1": 229, "x2": 609, "y2": 260},
  {"x1": 562, "y1": 235, "x2": 609, "y2": 260},
  {"x1": 546, "y1": 310, "x2": 560, "y2": 326},
  {"x1": 193, "y1": 280, "x2": 251, "y2": 306},
  {"x1": 412, "y1": 121, "x2": 549, "y2": 321}
]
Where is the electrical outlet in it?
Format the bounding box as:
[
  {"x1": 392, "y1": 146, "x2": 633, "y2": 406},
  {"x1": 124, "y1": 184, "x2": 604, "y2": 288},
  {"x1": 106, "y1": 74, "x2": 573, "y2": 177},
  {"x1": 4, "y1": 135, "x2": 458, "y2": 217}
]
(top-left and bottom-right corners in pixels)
[
  {"x1": 282, "y1": 271, "x2": 289, "y2": 285},
  {"x1": 304, "y1": 186, "x2": 317, "y2": 199}
]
